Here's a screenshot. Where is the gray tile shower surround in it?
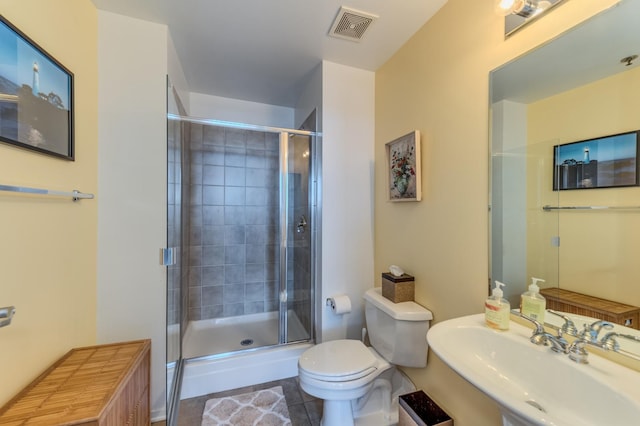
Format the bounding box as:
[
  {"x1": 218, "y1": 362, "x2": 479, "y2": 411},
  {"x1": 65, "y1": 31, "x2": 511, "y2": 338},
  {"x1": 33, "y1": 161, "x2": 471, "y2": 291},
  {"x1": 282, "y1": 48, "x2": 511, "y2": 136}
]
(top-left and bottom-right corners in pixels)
[{"x1": 187, "y1": 125, "x2": 282, "y2": 321}]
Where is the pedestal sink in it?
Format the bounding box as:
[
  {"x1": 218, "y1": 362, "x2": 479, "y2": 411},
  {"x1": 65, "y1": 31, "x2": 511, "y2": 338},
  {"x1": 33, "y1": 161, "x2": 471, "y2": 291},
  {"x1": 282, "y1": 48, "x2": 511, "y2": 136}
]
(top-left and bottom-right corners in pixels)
[{"x1": 426, "y1": 314, "x2": 640, "y2": 426}]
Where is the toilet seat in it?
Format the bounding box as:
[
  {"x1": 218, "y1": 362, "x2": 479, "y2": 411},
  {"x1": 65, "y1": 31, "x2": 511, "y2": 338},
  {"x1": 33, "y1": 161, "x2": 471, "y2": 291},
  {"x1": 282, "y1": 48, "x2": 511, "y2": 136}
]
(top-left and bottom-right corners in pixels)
[{"x1": 298, "y1": 339, "x2": 379, "y2": 382}]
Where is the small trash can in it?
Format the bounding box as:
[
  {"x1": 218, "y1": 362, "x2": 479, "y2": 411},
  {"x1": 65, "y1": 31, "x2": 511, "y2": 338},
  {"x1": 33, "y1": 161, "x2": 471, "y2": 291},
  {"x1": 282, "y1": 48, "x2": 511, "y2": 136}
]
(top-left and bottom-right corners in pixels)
[{"x1": 399, "y1": 390, "x2": 453, "y2": 426}]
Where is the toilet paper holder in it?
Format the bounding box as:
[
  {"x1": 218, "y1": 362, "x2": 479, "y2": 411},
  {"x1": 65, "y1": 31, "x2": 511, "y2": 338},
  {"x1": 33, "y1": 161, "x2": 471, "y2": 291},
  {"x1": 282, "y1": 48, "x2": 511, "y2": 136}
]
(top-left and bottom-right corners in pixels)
[{"x1": 325, "y1": 295, "x2": 352, "y2": 315}]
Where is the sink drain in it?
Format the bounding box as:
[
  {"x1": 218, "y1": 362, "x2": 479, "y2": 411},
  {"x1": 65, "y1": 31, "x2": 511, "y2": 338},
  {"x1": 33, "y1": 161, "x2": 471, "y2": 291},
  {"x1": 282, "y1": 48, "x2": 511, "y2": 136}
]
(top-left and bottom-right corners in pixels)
[
  {"x1": 525, "y1": 400, "x2": 546, "y2": 413},
  {"x1": 240, "y1": 339, "x2": 254, "y2": 346}
]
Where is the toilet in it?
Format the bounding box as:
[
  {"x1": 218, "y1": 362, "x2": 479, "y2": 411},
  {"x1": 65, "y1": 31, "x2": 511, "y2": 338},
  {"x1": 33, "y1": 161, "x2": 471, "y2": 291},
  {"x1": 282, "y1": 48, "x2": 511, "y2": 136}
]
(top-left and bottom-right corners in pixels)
[{"x1": 298, "y1": 287, "x2": 433, "y2": 426}]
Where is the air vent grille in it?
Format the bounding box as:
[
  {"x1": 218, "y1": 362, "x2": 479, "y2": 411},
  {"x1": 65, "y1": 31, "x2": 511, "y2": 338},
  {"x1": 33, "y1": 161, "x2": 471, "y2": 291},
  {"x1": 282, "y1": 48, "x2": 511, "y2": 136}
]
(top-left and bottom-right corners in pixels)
[{"x1": 329, "y1": 7, "x2": 378, "y2": 42}]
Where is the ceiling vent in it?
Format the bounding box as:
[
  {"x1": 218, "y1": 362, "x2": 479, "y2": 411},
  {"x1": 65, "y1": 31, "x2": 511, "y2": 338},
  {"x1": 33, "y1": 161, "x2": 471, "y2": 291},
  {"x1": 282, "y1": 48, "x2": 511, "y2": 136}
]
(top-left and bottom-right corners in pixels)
[{"x1": 329, "y1": 6, "x2": 378, "y2": 42}]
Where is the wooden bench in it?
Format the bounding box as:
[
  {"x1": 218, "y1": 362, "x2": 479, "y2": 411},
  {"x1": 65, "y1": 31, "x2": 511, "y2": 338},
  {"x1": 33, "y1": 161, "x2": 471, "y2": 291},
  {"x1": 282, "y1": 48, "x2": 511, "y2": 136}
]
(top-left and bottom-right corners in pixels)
[
  {"x1": 0, "y1": 340, "x2": 151, "y2": 425},
  {"x1": 541, "y1": 288, "x2": 640, "y2": 330}
]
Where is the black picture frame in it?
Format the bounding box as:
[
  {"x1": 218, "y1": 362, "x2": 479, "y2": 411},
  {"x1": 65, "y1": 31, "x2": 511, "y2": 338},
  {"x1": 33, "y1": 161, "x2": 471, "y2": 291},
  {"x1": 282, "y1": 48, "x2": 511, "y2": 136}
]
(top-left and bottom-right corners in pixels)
[
  {"x1": 0, "y1": 15, "x2": 74, "y2": 160},
  {"x1": 553, "y1": 130, "x2": 640, "y2": 191}
]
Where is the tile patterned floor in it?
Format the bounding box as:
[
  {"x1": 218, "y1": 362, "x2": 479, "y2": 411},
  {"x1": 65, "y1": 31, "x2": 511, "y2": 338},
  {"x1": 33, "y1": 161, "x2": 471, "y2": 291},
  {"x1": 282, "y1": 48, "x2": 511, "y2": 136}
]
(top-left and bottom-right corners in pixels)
[{"x1": 176, "y1": 377, "x2": 323, "y2": 426}]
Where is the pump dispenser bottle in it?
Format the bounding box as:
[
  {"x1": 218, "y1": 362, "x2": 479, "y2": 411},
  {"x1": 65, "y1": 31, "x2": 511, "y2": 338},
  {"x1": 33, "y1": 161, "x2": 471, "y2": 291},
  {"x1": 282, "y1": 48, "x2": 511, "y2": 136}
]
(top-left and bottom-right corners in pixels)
[
  {"x1": 485, "y1": 281, "x2": 511, "y2": 330},
  {"x1": 520, "y1": 277, "x2": 546, "y2": 323}
]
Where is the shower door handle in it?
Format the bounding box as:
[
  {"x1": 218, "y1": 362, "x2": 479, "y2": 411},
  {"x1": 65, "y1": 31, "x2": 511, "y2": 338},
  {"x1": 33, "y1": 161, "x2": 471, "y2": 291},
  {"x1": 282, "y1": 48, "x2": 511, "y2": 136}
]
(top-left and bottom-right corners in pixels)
[
  {"x1": 160, "y1": 247, "x2": 177, "y2": 266},
  {"x1": 296, "y1": 215, "x2": 307, "y2": 234}
]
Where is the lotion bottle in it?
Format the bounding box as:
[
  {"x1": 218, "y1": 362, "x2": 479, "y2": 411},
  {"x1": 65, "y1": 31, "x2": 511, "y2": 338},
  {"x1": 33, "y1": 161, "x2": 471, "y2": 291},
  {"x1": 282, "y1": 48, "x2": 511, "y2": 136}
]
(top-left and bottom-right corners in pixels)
[
  {"x1": 520, "y1": 277, "x2": 546, "y2": 323},
  {"x1": 485, "y1": 281, "x2": 511, "y2": 330}
]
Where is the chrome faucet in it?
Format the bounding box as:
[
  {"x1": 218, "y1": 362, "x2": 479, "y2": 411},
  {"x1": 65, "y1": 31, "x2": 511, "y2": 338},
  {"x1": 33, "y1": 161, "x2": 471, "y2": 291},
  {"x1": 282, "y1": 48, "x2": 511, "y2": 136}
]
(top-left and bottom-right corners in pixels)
[
  {"x1": 566, "y1": 338, "x2": 590, "y2": 364},
  {"x1": 547, "y1": 309, "x2": 578, "y2": 336},
  {"x1": 512, "y1": 310, "x2": 545, "y2": 335},
  {"x1": 565, "y1": 319, "x2": 615, "y2": 364},
  {"x1": 531, "y1": 332, "x2": 568, "y2": 353},
  {"x1": 513, "y1": 311, "x2": 568, "y2": 352},
  {"x1": 579, "y1": 320, "x2": 614, "y2": 343},
  {"x1": 600, "y1": 332, "x2": 640, "y2": 351},
  {"x1": 514, "y1": 312, "x2": 622, "y2": 364}
]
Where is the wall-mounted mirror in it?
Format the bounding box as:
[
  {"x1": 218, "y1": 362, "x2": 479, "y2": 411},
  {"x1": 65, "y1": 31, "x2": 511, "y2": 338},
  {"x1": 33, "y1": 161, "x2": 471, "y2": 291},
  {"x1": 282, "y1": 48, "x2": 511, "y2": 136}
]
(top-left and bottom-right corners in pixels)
[{"x1": 490, "y1": 0, "x2": 640, "y2": 353}]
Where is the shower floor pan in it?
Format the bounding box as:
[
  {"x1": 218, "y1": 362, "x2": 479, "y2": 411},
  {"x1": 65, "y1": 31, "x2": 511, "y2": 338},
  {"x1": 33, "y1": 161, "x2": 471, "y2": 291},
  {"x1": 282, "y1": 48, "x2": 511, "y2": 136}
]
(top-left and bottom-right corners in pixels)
[{"x1": 183, "y1": 310, "x2": 309, "y2": 359}]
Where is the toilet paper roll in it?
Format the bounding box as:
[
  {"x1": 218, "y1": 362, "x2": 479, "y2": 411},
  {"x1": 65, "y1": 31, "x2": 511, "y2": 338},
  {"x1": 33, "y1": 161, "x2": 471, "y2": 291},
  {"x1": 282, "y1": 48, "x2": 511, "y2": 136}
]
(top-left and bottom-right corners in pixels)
[{"x1": 327, "y1": 295, "x2": 352, "y2": 315}]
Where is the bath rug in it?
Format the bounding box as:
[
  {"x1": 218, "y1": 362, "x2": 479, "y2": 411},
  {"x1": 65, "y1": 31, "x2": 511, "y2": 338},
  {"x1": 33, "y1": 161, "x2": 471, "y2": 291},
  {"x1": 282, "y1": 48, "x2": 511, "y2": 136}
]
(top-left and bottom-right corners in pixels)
[{"x1": 201, "y1": 385, "x2": 292, "y2": 426}]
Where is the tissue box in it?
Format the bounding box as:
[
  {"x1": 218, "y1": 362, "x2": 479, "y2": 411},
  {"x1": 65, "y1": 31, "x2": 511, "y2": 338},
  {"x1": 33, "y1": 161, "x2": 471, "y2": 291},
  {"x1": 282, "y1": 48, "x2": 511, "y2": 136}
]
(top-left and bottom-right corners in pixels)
[
  {"x1": 382, "y1": 272, "x2": 415, "y2": 303},
  {"x1": 399, "y1": 390, "x2": 453, "y2": 426}
]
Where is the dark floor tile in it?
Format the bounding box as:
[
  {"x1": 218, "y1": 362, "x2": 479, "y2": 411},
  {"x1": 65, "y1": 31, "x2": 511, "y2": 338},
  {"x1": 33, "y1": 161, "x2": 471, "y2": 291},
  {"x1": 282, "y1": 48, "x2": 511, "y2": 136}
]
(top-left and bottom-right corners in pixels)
[
  {"x1": 276, "y1": 377, "x2": 305, "y2": 405},
  {"x1": 178, "y1": 395, "x2": 210, "y2": 426},
  {"x1": 288, "y1": 403, "x2": 312, "y2": 426},
  {"x1": 207, "y1": 384, "x2": 255, "y2": 399},
  {"x1": 296, "y1": 378, "x2": 316, "y2": 403},
  {"x1": 304, "y1": 399, "x2": 323, "y2": 425}
]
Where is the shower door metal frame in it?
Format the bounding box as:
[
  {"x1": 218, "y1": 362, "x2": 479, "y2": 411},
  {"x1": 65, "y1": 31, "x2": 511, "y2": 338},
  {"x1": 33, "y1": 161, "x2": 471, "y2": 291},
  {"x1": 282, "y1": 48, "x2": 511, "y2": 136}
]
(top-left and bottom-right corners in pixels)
[
  {"x1": 277, "y1": 130, "x2": 316, "y2": 345},
  {"x1": 167, "y1": 113, "x2": 317, "y2": 349},
  {"x1": 278, "y1": 132, "x2": 290, "y2": 344}
]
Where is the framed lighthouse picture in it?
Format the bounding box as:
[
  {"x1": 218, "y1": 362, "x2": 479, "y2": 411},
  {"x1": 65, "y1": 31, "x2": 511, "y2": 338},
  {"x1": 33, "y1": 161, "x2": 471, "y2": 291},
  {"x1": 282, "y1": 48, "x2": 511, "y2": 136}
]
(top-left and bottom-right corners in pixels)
[{"x1": 0, "y1": 15, "x2": 74, "y2": 160}]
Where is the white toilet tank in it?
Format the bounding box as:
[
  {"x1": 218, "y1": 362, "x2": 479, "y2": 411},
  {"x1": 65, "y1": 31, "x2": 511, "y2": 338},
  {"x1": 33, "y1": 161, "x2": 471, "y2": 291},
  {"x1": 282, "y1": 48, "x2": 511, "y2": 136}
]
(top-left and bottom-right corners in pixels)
[{"x1": 364, "y1": 287, "x2": 433, "y2": 368}]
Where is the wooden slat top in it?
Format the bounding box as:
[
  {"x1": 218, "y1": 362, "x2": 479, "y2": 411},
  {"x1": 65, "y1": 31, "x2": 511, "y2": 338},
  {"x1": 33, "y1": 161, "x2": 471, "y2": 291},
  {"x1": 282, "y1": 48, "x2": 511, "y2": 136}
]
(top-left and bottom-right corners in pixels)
[
  {"x1": 540, "y1": 288, "x2": 640, "y2": 315},
  {"x1": 0, "y1": 340, "x2": 150, "y2": 426}
]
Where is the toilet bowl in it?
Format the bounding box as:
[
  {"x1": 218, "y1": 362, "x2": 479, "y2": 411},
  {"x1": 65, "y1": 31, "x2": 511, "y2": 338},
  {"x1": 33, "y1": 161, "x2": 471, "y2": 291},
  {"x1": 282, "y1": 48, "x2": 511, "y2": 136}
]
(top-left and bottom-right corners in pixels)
[
  {"x1": 299, "y1": 339, "x2": 391, "y2": 425},
  {"x1": 298, "y1": 288, "x2": 433, "y2": 426}
]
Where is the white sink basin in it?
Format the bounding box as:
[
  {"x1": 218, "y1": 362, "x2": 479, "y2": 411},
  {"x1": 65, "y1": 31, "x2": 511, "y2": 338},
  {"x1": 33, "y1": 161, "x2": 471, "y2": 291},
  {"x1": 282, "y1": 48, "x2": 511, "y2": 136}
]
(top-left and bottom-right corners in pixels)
[{"x1": 427, "y1": 314, "x2": 640, "y2": 426}]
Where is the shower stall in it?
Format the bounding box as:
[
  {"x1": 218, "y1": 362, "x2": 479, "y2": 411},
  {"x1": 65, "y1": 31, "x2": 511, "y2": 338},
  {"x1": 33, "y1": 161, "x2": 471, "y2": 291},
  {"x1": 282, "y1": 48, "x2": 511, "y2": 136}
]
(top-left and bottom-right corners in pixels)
[{"x1": 165, "y1": 100, "x2": 319, "y2": 423}]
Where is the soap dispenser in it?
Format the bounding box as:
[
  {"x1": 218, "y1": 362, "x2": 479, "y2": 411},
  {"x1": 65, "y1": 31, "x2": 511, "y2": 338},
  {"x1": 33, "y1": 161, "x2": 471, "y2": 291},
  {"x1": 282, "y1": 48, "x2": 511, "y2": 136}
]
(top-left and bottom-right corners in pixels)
[
  {"x1": 485, "y1": 281, "x2": 511, "y2": 331},
  {"x1": 520, "y1": 277, "x2": 546, "y2": 323}
]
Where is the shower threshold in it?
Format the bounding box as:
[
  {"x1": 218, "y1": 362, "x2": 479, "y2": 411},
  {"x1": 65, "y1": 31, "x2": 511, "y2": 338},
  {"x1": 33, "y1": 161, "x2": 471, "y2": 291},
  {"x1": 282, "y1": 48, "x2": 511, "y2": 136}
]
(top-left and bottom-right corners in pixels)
[{"x1": 182, "y1": 310, "x2": 309, "y2": 359}]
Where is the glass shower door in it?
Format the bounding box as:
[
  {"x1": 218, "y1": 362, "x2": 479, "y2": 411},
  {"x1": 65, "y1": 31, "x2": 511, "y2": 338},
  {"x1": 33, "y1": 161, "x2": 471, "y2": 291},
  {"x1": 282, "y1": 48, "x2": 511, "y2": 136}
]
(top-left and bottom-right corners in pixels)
[
  {"x1": 166, "y1": 81, "x2": 190, "y2": 426},
  {"x1": 282, "y1": 133, "x2": 313, "y2": 343},
  {"x1": 166, "y1": 112, "x2": 182, "y2": 423}
]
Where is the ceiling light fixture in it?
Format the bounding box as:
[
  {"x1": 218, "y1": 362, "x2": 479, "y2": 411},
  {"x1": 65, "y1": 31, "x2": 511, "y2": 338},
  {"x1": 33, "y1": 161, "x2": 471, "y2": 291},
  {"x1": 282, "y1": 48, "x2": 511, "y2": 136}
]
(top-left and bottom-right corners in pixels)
[
  {"x1": 495, "y1": 0, "x2": 540, "y2": 18},
  {"x1": 499, "y1": 0, "x2": 565, "y2": 36}
]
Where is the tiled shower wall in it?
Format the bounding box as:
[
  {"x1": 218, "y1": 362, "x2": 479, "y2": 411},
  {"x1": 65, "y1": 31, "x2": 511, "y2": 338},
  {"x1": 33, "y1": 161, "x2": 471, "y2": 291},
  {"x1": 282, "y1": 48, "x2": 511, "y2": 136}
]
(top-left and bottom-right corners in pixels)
[{"x1": 188, "y1": 124, "x2": 281, "y2": 320}]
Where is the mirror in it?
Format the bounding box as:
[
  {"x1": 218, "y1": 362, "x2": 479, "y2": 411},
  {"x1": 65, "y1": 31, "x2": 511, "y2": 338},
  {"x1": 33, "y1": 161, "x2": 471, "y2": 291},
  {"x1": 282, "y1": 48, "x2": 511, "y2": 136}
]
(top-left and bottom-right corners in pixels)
[{"x1": 489, "y1": 0, "x2": 640, "y2": 354}]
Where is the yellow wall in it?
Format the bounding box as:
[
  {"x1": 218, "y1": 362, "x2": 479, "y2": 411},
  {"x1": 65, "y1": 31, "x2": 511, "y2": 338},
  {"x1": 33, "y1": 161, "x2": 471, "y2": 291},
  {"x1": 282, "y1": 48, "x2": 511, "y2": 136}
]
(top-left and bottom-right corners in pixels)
[
  {"x1": 527, "y1": 66, "x2": 640, "y2": 305},
  {"x1": 0, "y1": 0, "x2": 97, "y2": 405},
  {"x1": 375, "y1": 0, "x2": 619, "y2": 424}
]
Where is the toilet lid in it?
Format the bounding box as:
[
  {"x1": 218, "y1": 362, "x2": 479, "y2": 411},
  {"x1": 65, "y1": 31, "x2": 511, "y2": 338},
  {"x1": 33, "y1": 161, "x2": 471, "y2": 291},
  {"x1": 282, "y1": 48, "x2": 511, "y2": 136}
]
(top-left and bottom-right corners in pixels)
[{"x1": 299, "y1": 340, "x2": 378, "y2": 382}]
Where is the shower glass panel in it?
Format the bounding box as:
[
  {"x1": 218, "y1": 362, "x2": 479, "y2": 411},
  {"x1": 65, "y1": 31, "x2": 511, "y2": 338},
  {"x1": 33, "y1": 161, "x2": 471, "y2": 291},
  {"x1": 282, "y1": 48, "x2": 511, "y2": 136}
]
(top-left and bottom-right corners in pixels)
[
  {"x1": 166, "y1": 82, "x2": 191, "y2": 424},
  {"x1": 166, "y1": 115, "x2": 181, "y2": 420},
  {"x1": 284, "y1": 133, "x2": 313, "y2": 343}
]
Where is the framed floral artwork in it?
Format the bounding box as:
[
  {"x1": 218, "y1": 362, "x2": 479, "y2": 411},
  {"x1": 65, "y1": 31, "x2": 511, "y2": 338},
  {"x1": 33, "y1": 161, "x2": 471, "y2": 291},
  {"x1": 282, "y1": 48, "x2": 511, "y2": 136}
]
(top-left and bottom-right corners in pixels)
[{"x1": 385, "y1": 130, "x2": 421, "y2": 202}]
